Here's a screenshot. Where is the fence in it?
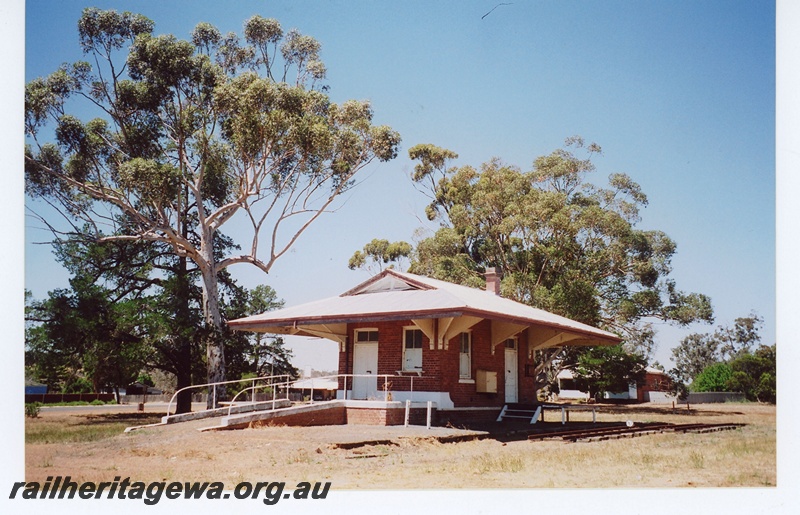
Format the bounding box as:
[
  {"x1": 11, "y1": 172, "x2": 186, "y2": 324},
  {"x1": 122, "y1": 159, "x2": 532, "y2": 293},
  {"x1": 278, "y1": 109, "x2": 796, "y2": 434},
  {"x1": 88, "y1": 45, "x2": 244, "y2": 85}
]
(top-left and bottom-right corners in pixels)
[
  {"x1": 118, "y1": 394, "x2": 208, "y2": 404},
  {"x1": 685, "y1": 392, "x2": 746, "y2": 404},
  {"x1": 25, "y1": 393, "x2": 115, "y2": 404}
]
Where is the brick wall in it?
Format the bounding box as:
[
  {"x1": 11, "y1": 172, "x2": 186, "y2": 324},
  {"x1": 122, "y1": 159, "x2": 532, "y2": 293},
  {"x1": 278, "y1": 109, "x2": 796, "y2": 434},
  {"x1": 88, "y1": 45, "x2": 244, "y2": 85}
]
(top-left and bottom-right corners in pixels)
[
  {"x1": 243, "y1": 404, "x2": 437, "y2": 428},
  {"x1": 346, "y1": 407, "x2": 396, "y2": 425},
  {"x1": 345, "y1": 406, "x2": 434, "y2": 426},
  {"x1": 248, "y1": 406, "x2": 347, "y2": 428},
  {"x1": 338, "y1": 320, "x2": 541, "y2": 409},
  {"x1": 436, "y1": 408, "x2": 502, "y2": 426}
]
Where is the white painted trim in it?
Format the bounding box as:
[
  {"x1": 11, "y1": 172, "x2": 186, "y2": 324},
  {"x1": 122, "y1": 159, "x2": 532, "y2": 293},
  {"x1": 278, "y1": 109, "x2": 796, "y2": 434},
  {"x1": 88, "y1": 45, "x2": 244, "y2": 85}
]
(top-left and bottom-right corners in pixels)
[
  {"x1": 439, "y1": 315, "x2": 483, "y2": 349},
  {"x1": 402, "y1": 327, "x2": 424, "y2": 372},
  {"x1": 491, "y1": 321, "x2": 526, "y2": 354},
  {"x1": 459, "y1": 331, "x2": 472, "y2": 379},
  {"x1": 342, "y1": 400, "x2": 435, "y2": 409},
  {"x1": 411, "y1": 318, "x2": 436, "y2": 350},
  {"x1": 436, "y1": 407, "x2": 500, "y2": 412},
  {"x1": 338, "y1": 390, "x2": 454, "y2": 409}
]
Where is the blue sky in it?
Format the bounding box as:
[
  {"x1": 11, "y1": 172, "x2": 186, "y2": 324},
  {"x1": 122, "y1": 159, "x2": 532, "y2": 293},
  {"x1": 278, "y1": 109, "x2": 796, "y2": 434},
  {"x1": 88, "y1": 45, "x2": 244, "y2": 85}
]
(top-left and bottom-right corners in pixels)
[{"x1": 21, "y1": 0, "x2": 776, "y2": 373}]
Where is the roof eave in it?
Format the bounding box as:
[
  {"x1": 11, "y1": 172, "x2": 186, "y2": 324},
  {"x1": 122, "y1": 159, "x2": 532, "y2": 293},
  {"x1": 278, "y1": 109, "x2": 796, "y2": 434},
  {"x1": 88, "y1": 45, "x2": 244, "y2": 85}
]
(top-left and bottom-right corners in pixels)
[
  {"x1": 229, "y1": 306, "x2": 621, "y2": 345},
  {"x1": 228, "y1": 308, "x2": 466, "y2": 330},
  {"x1": 457, "y1": 307, "x2": 621, "y2": 344}
]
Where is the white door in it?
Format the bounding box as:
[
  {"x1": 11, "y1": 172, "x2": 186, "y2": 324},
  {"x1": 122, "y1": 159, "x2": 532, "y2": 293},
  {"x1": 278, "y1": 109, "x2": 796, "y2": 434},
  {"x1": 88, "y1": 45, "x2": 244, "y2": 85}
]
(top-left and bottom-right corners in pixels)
[
  {"x1": 504, "y1": 340, "x2": 518, "y2": 403},
  {"x1": 353, "y1": 343, "x2": 378, "y2": 399}
]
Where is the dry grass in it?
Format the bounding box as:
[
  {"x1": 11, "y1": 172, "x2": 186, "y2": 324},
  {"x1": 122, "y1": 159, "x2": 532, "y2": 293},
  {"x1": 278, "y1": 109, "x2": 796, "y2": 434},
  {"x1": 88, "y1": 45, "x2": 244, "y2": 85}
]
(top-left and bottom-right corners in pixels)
[{"x1": 25, "y1": 403, "x2": 775, "y2": 489}]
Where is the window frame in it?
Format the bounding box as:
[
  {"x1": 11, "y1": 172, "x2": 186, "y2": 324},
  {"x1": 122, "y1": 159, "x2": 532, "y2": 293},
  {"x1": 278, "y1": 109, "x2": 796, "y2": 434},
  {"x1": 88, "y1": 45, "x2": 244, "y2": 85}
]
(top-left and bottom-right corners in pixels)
[
  {"x1": 459, "y1": 331, "x2": 472, "y2": 379},
  {"x1": 402, "y1": 327, "x2": 424, "y2": 372},
  {"x1": 354, "y1": 328, "x2": 379, "y2": 343}
]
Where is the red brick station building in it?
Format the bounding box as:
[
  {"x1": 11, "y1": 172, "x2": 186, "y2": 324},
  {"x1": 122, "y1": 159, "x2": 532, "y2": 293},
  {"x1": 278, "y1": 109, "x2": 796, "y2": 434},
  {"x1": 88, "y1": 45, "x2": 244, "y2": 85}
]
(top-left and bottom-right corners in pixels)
[{"x1": 229, "y1": 269, "x2": 621, "y2": 424}]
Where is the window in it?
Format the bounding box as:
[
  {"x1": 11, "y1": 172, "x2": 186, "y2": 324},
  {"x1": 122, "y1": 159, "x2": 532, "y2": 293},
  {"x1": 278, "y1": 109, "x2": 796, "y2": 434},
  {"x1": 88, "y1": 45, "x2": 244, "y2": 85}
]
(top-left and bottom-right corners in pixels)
[
  {"x1": 356, "y1": 330, "x2": 379, "y2": 343},
  {"x1": 505, "y1": 338, "x2": 517, "y2": 350},
  {"x1": 459, "y1": 332, "x2": 472, "y2": 378},
  {"x1": 403, "y1": 328, "x2": 423, "y2": 371}
]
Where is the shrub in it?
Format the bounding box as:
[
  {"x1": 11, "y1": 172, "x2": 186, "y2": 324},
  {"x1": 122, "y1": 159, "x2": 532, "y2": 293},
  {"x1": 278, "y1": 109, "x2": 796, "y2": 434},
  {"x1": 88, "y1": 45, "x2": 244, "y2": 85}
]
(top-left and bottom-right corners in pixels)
[
  {"x1": 90, "y1": 399, "x2": 105, "y2": 405},
  {"x1": 64, "y1": 377, "x2": 93, "y2": 394},
  {"x1": 136, "y1": 373, "x2": 155, "y2": 387},
  {"x1": 728, "y1": 348, "x2": 776, "y2": 402},
  {"x1": 25, "y1": 402, "x2": 42, "y2": 418},
  {"x1": 754, "y1": 372, "x2": 776, "y2": 404},
  {"x1": 691, "y1": 363, "x2": 732, "y2": 392}
]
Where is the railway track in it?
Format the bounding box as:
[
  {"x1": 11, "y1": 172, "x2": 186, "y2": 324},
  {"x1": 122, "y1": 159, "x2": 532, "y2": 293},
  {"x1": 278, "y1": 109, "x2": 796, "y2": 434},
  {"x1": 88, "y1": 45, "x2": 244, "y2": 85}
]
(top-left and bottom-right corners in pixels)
[{"x1": 528, "y1": 422, "x2": 746, "y2": 443}]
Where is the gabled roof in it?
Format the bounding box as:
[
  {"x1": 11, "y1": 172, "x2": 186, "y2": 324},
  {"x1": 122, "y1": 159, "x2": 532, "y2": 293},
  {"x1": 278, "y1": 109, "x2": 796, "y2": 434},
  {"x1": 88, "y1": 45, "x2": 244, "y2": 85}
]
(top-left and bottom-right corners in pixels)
[{"x1": 228, "y1": 269, "x2": 620, "y2": 347}]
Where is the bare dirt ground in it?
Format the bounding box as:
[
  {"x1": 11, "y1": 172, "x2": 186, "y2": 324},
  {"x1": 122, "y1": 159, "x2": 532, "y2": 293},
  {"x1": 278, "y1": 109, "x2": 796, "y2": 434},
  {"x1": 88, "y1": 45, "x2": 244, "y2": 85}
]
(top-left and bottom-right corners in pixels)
[{"x1": 25, "y1": 402, "x2": 776, "y2": 489}]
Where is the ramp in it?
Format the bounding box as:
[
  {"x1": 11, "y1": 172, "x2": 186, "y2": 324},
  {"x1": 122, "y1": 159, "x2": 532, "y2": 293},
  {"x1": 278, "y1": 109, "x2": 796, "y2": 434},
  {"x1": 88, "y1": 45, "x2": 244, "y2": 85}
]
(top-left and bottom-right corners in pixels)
[
  {"x1": 124, "y1": 399, "x2": 292, "y2": 432},
  {"x1": 201, "y1": 400, "x2": 346, "y2": 431}
]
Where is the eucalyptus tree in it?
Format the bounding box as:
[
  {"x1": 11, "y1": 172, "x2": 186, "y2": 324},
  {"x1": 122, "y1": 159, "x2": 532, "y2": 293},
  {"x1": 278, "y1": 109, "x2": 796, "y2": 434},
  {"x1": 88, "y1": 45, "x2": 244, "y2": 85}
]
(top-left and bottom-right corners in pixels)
[
  {"x1": 348, "y1": 238, "x2": 413, "y2": 273},
  {"x1": 670, "y1": 312, "x2": 764, "y2": 384},
  {"x1": 401, "y1": 138, "x2": 713, "y2": 390},
  {"x1": 25, "y1": 9, "x2": 400, "y2": 405}
]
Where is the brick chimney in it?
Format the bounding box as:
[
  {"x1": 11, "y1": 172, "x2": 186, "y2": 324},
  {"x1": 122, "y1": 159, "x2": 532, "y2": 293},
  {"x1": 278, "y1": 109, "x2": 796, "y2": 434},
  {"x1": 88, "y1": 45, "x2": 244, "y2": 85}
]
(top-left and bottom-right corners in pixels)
[{"x1": 484, "y1": 267, "x2": 501, "y2": 296}]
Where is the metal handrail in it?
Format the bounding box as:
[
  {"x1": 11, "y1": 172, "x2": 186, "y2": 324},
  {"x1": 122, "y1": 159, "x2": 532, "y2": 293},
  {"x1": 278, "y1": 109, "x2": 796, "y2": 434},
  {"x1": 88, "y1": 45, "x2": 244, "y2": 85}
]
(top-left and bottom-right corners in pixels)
[
  {"x1": 165, "y1": 374, "x2": 290, "y2": 416},
  {"x1": 169, "y1": 372, "x2": 430, "y2": 418},
  {"x1": 226, "y1": 376, "x2": 293, "y2": 417},
  {"x1": 301, "y1": 373, "x2": 421, "y2": 403}
]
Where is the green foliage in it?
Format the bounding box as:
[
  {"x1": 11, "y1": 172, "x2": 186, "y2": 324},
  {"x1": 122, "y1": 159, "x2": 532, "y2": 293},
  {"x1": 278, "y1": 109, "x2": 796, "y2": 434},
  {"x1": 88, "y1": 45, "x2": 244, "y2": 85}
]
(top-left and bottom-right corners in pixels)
[
  {"x1": 64, "y1": 377, "x2": 94, "y2": 394},
  {"x1": 136, "y1": 373, "x2": 155, "y2": 387},
  {"x1": 670, "y1": 313, "x2": 764, "y2": 384},
  {"x1": 77, "y1": 7, "x2": 154, "y2": 53},
  {"x1": 247, "y1": 285, "x2": 284, "y2": 314},
  {"x1": 25, "y1": 403, "x2": 42, "y2": 418},
  {"x1": 573, "y1": 344, "x2": 648, "y2": 400},
  {"x1": 25, "y1": 8, "x2": 399, "y2": 397},
  {"x1": 683, "y1": 343, "x2": 775, "y2": 403},
  {"x1": 670, "y1": 333, "x2": 720, "y2": 385},
  {"x1": 727, "y1": 345, "x2": 776, "y2": 402},
  {"x1": 755, "y1": 372, "x2": 776, "y2": 404},
  {"x1": 691, "y1": 363, "x2": 733, "y2": 392},
  {"x1": 404, "y1": 138, "x2": 713, "y2": 363},
  {"x1": 349, "y1": 239, "x2": 413, "y2": 272},
  {"x1": 229, "y1": 285, "x2": 298, "y2": 380},
  {"x1": 26, "y1": 275, "x2": 150, "y2": 394}
]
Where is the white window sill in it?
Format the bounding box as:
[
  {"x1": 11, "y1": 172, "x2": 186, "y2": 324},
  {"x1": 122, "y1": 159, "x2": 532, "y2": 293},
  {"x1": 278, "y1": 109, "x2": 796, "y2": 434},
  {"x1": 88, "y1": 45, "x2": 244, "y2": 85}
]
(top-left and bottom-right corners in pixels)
[
  {"x1": 458, "y1": 378, "x2": 475, "y2": 384},
  {"x1": 397, "y1": 370, "x2": 424, "y2": 376}
]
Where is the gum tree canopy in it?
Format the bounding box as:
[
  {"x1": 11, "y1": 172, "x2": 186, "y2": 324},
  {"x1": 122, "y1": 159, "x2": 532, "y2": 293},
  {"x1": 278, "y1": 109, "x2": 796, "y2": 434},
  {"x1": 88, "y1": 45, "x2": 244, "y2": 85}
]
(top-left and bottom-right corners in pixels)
[
  {"x1": 404, "y1": 139, "x2": 713, "y2": 382},
  {"x1": 25, "y1": 9, "x2": 400, "y2": 404}
]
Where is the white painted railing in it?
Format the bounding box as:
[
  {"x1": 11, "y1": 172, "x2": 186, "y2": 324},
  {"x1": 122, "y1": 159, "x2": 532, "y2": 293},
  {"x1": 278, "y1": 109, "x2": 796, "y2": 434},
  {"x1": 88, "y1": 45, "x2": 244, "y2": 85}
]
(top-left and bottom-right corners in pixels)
[
  {"x1": 165, "y1": 374, "x2": 291, "y2": 416},
  {"x1": 169, "y1": 373, "x2": 430, "y2": 419}
]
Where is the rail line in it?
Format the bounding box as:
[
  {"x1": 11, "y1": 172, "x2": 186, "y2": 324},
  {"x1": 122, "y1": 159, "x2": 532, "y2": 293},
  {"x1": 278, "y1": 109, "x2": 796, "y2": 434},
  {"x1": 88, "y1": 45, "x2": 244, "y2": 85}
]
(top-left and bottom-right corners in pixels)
[{"x1": 528, "y1": 423, "x2": 746, "y2": 443}]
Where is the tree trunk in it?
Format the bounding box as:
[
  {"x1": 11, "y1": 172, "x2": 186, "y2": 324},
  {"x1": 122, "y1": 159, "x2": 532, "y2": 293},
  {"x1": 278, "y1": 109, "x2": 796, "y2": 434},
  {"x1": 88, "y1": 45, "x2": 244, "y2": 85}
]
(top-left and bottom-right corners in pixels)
[
  {"x1": 174, "y1": 345, "x2": 193, "y2": 413},
  {"x1": 174, "y1": 255, "x2": 193, "y2": 414},
  {"x1": 199, "y1": 239, "x2": 226, "y2": 409},
  {"x1": 205, "y1": 323, "x2": 227, "y2": 409}
]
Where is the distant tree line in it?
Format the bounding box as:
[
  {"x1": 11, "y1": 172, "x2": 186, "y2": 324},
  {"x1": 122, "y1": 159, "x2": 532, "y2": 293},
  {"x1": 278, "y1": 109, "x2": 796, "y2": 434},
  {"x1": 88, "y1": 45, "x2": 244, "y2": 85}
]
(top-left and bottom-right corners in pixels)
[
  {"x1": 25, "y1": 235, "x2": 298, "y2": 412},
  {"x1": 669, "y1": 313, "x2": 775, "y2": 403}
]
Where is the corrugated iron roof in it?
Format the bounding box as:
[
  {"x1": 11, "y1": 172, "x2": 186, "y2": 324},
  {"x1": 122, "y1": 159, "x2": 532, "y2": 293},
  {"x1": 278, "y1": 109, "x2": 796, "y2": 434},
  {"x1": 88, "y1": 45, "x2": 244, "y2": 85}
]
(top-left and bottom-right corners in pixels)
[{"x1": 229, "y1": 269, "x2": 620, "y2": 343}]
